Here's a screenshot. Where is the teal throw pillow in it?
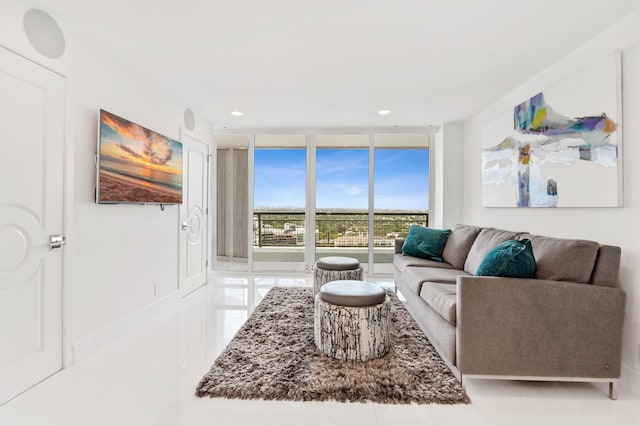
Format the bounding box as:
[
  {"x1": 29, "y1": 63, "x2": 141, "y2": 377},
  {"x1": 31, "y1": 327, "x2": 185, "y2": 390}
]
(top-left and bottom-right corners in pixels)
[
  {"x1": 402, "y1": 226, "x2": 451, "y2": 262},
  {"x1": 476, "y1": 239, "x2": 537, "y2": 278}
]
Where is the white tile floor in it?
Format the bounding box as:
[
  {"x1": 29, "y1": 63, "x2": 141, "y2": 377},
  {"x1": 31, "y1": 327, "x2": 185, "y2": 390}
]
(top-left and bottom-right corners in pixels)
[{"x1": 1, "y1": 273, "x2": 638, "y2": 426}]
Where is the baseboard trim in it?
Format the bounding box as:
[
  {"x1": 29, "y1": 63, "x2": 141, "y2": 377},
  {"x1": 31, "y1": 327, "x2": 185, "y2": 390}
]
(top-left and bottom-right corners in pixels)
[
  {"x1": 72, "y1": 291, "x2": 181, "y2": 364},
  {"x1": 620, "y1": 364, "x2": 640, "y2": 397}
]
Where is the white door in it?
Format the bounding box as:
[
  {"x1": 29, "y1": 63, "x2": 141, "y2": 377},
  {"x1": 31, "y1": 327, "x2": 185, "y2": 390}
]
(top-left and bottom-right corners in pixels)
[
  {"x1": 179, "y1": 134, "x2": 209, "y2": 296},
  {"x1": 0, "y1": 47, "x2": 65, "y2": 404}
]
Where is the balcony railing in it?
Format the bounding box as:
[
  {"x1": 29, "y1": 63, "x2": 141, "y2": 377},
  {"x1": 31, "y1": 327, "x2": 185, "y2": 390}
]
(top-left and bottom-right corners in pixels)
[{"x1": 253, "y1": 211, "x2": 428, "y2": 248}]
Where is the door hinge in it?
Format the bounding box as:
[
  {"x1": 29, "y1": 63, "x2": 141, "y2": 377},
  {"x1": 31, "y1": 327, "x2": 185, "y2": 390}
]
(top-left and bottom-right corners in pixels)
[{"x1": 206, "y1": 260, "x2": 209, "y2": 268}]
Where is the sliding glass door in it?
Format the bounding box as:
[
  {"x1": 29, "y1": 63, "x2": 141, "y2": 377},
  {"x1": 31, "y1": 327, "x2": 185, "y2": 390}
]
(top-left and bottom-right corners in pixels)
[
  {"x1": 373, "y1": 135, "x2": 430, "y2": 274},
  {"x1": 315, "y1": 135, "x2": 370, "y2": 271},
  {"x1": 252, "y1": 135, "x2": 307, "y2": 271}
]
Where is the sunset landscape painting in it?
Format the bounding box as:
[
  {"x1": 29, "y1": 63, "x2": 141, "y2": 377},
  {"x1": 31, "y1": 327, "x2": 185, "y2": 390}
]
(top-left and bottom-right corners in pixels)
[{"x1": 97, "y1": 110, "x2": 183, "y2": 204}]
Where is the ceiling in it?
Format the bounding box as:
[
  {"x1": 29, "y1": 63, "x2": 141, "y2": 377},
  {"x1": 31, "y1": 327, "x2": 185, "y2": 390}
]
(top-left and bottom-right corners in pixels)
[{"x1": 30, "y1": 0, "x2": 640, "y2": 130}]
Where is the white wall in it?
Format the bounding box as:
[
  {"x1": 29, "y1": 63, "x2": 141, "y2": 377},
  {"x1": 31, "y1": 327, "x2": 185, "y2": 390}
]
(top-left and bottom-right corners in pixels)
[
  {"x1": 432, "y1": 123, "x2": 465, "y2": 229},
  {"x1": 0, "y1": 2, "x2": 212, "y2": 361},
  {"x1": 463, "y1": 11, "x2": 640, "y2": 393}
]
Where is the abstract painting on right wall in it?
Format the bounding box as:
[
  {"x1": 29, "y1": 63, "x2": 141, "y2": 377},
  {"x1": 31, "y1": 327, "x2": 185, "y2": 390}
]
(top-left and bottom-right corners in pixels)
[{"x1": 482, "y1": 52, "x2": 623, "y2": 207}]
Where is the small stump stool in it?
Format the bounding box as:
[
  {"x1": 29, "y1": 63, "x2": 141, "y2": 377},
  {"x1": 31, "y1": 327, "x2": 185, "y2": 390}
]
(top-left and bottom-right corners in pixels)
[
  {"x1": 314, "y1": 256, "x2": 363, "y2": 295},
  {"x1": 314, "y1": 280, "x2": 391, "y2": 361}
]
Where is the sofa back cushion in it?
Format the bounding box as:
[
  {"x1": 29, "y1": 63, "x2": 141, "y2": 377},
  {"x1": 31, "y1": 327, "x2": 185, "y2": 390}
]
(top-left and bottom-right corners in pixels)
[
  {"x1": 442, "y1": 224, "x2": 483, "y2": 269},
  {"x1": 464, "y1": 228, "x2": 522, "y2": 275},
  {"x1": 523, "y1": 234, "x2": 599, "y2": 284}
]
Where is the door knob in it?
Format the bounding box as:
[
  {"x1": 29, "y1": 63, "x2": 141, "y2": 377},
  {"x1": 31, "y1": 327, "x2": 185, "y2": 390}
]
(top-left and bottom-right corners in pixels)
[
  {"x1": 181, "y1": 221, "x2": 188, "y2": 231},
  {"x1": 49, "y1": 234, "x2": 66, "y2": 250}
]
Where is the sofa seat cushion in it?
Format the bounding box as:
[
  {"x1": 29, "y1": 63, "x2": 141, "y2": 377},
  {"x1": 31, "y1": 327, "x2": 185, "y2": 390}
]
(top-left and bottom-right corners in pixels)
[
  {"x1": 401, "y1": 266, "x2": 470, "y2": 295},
  {"x1": 523, "y1": 234, "x2": 599, "y2": 283},
  {"x1": 393, "y1": 254, "x2": 456, "y2": 270},
  {"x1": 464, "y1": 228, "x2": 524, "y2": 275},
  {"x1": 419, "y1": 282, "x2": 457, "y2": 324},
  {"x1": 442, "y1": 224, "x2": 483, "y2": 269}
]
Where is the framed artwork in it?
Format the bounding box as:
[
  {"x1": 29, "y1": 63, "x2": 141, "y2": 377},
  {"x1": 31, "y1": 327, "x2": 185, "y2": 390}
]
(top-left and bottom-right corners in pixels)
[{"x1": 482, "y1": 52, "x2": 622, "y2": 207}]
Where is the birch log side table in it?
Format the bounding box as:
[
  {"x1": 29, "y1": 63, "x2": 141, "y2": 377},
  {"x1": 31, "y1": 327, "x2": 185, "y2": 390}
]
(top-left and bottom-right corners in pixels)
[
  {"x1": 313, "y1": 256, "x2": 363, "y2": 295},
  {"x1": 314, "y1": 280, "x2": 391, "y2": 361}
]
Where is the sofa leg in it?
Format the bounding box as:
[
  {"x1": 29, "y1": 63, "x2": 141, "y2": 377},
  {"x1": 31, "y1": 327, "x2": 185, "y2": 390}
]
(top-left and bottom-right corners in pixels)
[
  {"x1": 460, "y1": 374, "x2": 467, "y2": 393},
  {"x1": 609, "y1": 381, "x2": 618, "y2": 400}
]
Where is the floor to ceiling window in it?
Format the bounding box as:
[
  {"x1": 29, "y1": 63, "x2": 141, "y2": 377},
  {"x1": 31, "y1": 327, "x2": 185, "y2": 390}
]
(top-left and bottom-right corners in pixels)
[
  {"x1": 315, "y1": 135, "x2": 370, "y2": 271},
  {"x1": 214, "y1": 131, "x2": 431, "y2": 275},
  {"x1": 373, "y1": 134, "x2": 430, "y2": 274},
  {"x1": 252, "y1": 135, "x2": 307, "y2": 271}
]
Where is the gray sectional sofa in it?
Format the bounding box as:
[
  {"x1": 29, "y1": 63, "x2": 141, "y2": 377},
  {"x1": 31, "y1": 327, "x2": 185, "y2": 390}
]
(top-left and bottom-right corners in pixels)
[{"x1": 393, "y1": 224, "x2": 626, "y2": 399}]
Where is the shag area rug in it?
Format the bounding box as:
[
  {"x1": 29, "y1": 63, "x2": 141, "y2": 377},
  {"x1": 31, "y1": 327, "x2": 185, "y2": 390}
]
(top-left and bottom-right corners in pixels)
[{"x1": 195, "y1": 286, "x2": 470, "y2": 404}]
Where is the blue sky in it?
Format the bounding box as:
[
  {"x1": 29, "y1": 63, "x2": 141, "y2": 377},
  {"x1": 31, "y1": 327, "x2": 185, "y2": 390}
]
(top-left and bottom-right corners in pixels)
[{"x1": 254, "y1": 148, "x2": 429, "y2": 211}]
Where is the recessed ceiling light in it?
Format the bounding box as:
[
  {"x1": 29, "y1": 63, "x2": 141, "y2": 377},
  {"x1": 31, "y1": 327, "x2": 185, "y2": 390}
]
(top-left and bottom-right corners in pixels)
[
  {"x1": 378, "y1": 109, "x2": 391, "y2": 115},
  {"x1": 231, "y1": 111, "x2": 244, "y2": 116}
]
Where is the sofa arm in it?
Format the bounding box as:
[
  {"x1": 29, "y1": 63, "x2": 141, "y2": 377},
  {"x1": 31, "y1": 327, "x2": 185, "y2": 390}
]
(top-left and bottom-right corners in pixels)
[
  {"x1": 394, "y1": 239, "x2": 405, "y2": 254},
  {"x1": 456, "y1": 276, "x2": 625, "y2": 379}
]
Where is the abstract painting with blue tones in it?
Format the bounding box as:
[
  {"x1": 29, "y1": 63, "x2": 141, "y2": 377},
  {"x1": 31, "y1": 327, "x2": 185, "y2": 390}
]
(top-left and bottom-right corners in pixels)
[{"x1": 482, "y1": 53, "x2": 622, "y2": 208}]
